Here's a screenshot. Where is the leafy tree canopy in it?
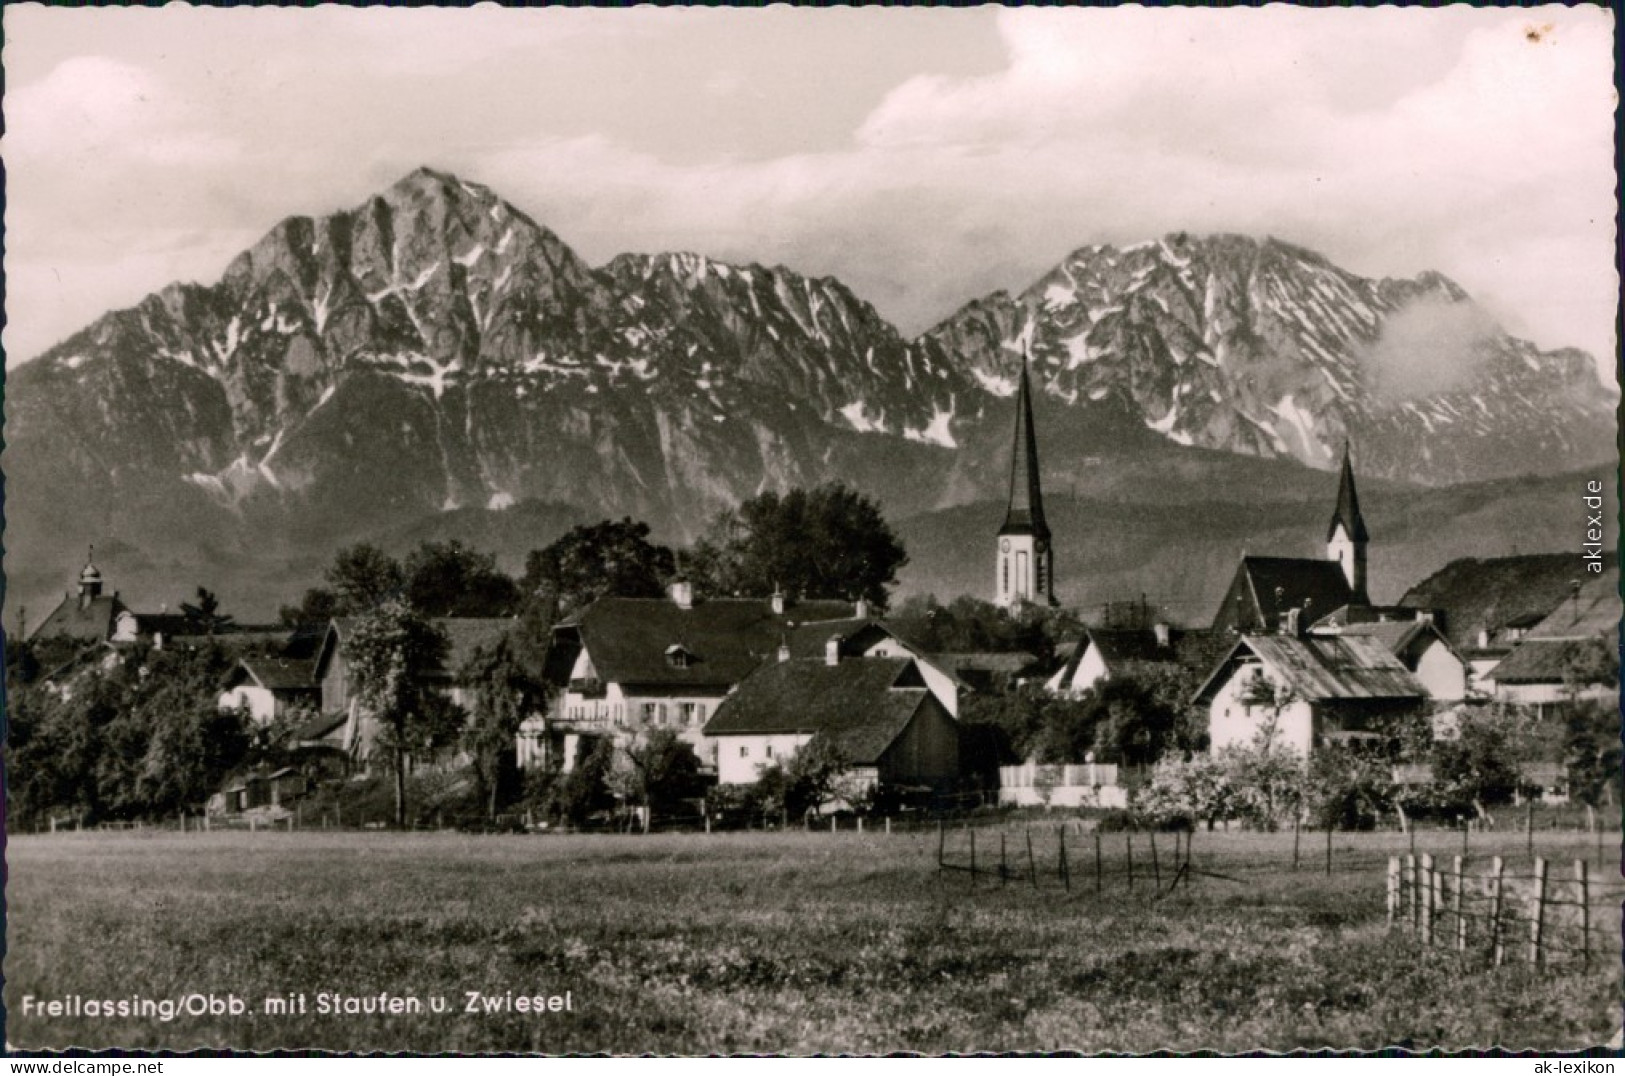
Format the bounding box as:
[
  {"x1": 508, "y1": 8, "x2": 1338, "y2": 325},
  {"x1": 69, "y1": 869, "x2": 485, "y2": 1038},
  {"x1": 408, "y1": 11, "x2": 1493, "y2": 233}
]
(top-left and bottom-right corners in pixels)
[
  {"x1": 405, "y1": 540, "x2": 521, "y2": 618},
  {"x1": 691, "y1": 483, "x2": 907, "y2": 610},
  {"x1": 522, "y1": 518, "x2": 676, "y2": 621}
]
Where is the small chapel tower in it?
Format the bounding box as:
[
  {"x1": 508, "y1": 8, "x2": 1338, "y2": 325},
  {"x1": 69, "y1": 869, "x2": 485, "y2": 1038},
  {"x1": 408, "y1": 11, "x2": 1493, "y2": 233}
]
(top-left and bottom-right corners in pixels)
[
  {"x1": 995, "y1": 360, "x2": 1055, "y2": 608},
  {"x1": 1325, "y1": 444, "x2": 1370, "y2": 604},
  {"x1": 77, "y1": 546, "x2": 105, "y2": 608}
]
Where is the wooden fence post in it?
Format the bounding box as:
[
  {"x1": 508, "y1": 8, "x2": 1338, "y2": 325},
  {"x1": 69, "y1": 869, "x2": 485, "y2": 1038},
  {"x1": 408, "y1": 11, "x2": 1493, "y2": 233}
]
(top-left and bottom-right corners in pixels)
[
  {"x1": 1324, "y1": 824, "x2": 1333, "y2": 876},
  {"x1": 1386, "y1": 856, "x2": 1400, "y2": 928},
  {"x1": 1026, "y1": 829, "x2": 1038, "y2": 889},
  {"x1": 1452, "y1": 855, "x2": 1466, "y2": 952},
  {"x1": 1420, "y1": 854, "x2": 1434, "y2": 946},
  {"x1": 1407, "y1": 854, "x2": 1418, "y2": 932},
  {"x1": 1150, "y1": 831, "x2": 1161, "y2": 889},
  {"x1": 1094, "y1": 830, "x2": 1103, "y2": 896},
  {"x1": 857, "y1": 817, "x2": 864, "y2": 834},
  {"x1": 1525, "y1": 800, "x2": 1535, "y2": 860},
  {"x1": 1490, "y1": 856, "x2": 1506, "y2": 966},
  {"x1": 999, "y1": 831, "x2": 1009, "y2": 885},
  {"x1": 937, "y1": 819, "x2": 946, "y2": 869},
  {"x1": 1461, "y1": 820, "x2": 1469, "y2": 860},
  {"x1": 969, "y1": 826, "x2": 977, "y2": 888},
  {"x1": 1528, "y1": 857, "x2": 1547, "y2": 966},
  {"x1": 1293, "y1": 815, "x2": 1301, "y2": 871},
  {"x1": 1575, "y1": 858, "x2": 1590, "y2": 967},
  {"x1": 1059, "y1": 825, "x2": 1071, "y2": 891},
  {"x1": 831, "y1": 816, "x2": 837, "y2": 835},
  {"x1": 885, "y1": 817, "x2": 892, "y2": 835}
]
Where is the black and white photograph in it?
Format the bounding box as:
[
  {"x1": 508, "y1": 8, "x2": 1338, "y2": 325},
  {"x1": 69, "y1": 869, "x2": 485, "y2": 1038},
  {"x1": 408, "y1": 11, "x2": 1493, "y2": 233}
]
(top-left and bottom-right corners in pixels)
[{"x1": 2, "y1": 3, "x2": 1620, "y2": 1056}]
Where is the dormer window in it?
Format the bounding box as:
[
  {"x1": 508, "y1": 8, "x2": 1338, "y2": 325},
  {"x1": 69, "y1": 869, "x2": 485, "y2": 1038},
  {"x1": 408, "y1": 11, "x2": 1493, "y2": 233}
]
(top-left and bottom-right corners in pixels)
[{"x1": 665, "y1": 644, "x2": 693, "y2": 669}]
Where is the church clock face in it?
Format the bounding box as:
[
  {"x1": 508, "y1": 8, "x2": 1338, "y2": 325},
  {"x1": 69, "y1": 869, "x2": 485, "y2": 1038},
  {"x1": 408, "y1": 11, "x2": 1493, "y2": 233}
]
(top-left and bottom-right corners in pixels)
[{"x1": 1000, "y1": 538, "x2": 1010, "y2": 552}]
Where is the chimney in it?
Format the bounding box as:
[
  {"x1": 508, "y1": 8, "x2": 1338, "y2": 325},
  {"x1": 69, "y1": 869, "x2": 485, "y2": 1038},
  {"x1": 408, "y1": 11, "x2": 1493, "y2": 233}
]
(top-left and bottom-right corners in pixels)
[
  {"x1": 771, "y1": 586, "x2": 785, "y2": 616},
  {"x1": 825, "y1": 635, "x2": 841, "y2": 666},
  {"x1": 1477, "y1": 628, "x2": 1490, "y2": 649},
  {"x1": 668, "y1": 579, "x2": 693, "y2": 610},
  {"x1": 854, "y1": 597, "x2": 870, "y2": 620},
  {"x1": 1153, "y1": 622, "x2": 1170, "y2": 648},
  {"x1": 777, "y1": 635, "x2": 791, "y2": 663}
]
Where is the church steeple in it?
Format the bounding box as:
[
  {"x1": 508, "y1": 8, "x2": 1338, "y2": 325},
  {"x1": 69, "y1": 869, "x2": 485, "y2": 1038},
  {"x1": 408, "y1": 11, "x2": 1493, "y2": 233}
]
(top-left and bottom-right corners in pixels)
[
  {"x1": 1000, "y1": 359, "x2": 1050, "y2": 540},
  {"x1": 1326, "y1": 443, "x2": 1369, "y2": 603},
  {"x1": 995, "y1": 359, "x2": 1055, "y2": 607}
]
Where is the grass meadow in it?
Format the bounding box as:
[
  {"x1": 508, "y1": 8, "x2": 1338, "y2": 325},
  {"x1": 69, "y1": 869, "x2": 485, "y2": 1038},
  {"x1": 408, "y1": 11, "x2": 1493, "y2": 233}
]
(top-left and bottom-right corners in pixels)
[{"x1": 5, "y1": 824, "x2": 1620, "y2": 1053}]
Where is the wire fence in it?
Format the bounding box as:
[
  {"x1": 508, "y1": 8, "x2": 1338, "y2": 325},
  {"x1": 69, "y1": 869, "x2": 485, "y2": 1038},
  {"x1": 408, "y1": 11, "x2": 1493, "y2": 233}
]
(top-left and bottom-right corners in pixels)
[{"x1": 1388, "y1": 853, "x2": 1625, "y2": 969}]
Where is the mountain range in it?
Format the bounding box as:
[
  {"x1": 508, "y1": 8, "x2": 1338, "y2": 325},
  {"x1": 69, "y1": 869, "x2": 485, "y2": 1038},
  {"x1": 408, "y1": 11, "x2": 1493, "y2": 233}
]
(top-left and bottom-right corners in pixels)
[{"x1": 6, "y1": 167, "x2": 1615, "y2": 623}]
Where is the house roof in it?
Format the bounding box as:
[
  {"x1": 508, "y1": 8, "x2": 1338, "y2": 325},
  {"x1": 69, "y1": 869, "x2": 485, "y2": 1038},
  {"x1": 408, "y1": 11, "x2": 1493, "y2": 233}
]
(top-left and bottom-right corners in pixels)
[
  {"x1": 1195, "y1": 633, "x2": 1425, "y2": 705},
  {"x1": 563, "y1": 596, "x2": 854, "y2": 689},
  {"x1": 1237, "y1": 557, "x2": 1354, "y2": 626},
  {"x1": 294, "y1": 711, "x2": 347, "y2": 742},
  {"x1": 1309, "y1": 604, "x2": 1422, "y2": 630},
  {"x1": 1524, "y1": 568, "x2": 1620, "y2": 641},
  {"x1": 704, "y1": 656, "x2": 934, "y2": 765},
  {"x1": 783, "y1": 618, "x2": 892, "y2": 659},
  {"x1": 30, "y1": 593, "x2": 126, "y2": 643},
  {"x1": 1398, "y1": 552, "x2": 1618, "y2": 648},
  {"x1": 237, "y1": 656, "x2": 320, "y2": 692},
  {"x1": 1484, "y1": 637, "x2": 1615, "y2": 685}
]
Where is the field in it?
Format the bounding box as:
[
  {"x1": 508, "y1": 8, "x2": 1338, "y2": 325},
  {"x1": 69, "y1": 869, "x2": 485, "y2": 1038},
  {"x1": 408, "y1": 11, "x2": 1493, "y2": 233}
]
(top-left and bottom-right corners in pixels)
[{"x1": 6, "y1": 824, "x2": 1620, "y2": 1054}]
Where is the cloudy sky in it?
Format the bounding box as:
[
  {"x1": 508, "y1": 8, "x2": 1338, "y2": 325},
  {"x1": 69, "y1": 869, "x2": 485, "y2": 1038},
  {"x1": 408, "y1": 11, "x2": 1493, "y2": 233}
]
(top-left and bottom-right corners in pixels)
[{"x1": 4, "y1": 5, "x2": 1617, "y2": 377}]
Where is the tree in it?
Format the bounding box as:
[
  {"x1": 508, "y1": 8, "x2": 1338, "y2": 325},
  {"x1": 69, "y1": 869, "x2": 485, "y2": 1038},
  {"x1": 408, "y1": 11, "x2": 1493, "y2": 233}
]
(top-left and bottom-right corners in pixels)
[
  {"x1": 888, "y1": 594, "x2": 1079, "y2": 666},
  {"x1": 781, "y1": 737, "x2": 852, "y2": 817},
  {"x1": 279, "y1": 587, "x2": 340, "y2": 629},
  {"x1": 1302, "y1": 745, "x2": 1393, "y2": 830},
  {"x1": 180, "y1": 587, "x2": 235, "y2": 635},
  {"x1": 459, "y1": 636, "x2": 547, "y2": 820},
  {"x1": 1564, "y1": 699, "x2": 1622, "y2": 807},
  {"x1": 405, "y1": 540, "x2": 521, "y2": 618},
  {"x1": 522, "y1": 519, "x2": 676, "y2": 620},
  {"x1": 343, "y1": 601, "x2": 457, "y2": 827},
  {"x1": 1135, "y1": 754, "x2": 1233, "y2": 829},
  {"x1": 329, "y1": 544, "x2": 407, "y2": 615},
  {"x1": 1429, "y1": 703, "x2": 1536, "y2": 814},
  {"x1": 546, "y1": 737, "x2": 617, "y2": 826},
  {"x1": 609, "y1": 727, "x2": 704, "y2": 830},
  {"x1": 691, "y1": 483, "x2": 907, "y2": 608}
]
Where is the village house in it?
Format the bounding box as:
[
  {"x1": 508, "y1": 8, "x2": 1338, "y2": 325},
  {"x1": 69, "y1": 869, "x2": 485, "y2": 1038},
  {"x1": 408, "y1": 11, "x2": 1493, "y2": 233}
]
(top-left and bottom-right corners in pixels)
[
  {"x1": 1482, "y1": 568, "x2": 1619, "y2": 709},
  {"x1": 781, "y1": 615, "x2": 964, "y2": 717},
  {"x1": 1305, "y1": 613, "x2": 1469, "y2": 702},
  {"x1": 521, "y1": 582, "x2": 857, "y2": 772},
  {"x1": 1194, "y1": 632, "x2": 1428, "y2": 757},
  {"x1": 1045, "y1": 623, "x2": 1230, "y2": 698},
  {"x1": 1398, "y1": 551, "x2": 1618, "y2": 687},
  {"x1": 703, "y1": 649, "x2": 960, "y2": 795},
  {"x1": 218, "y1": 656, "x2": 321, "y2": 726}
]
